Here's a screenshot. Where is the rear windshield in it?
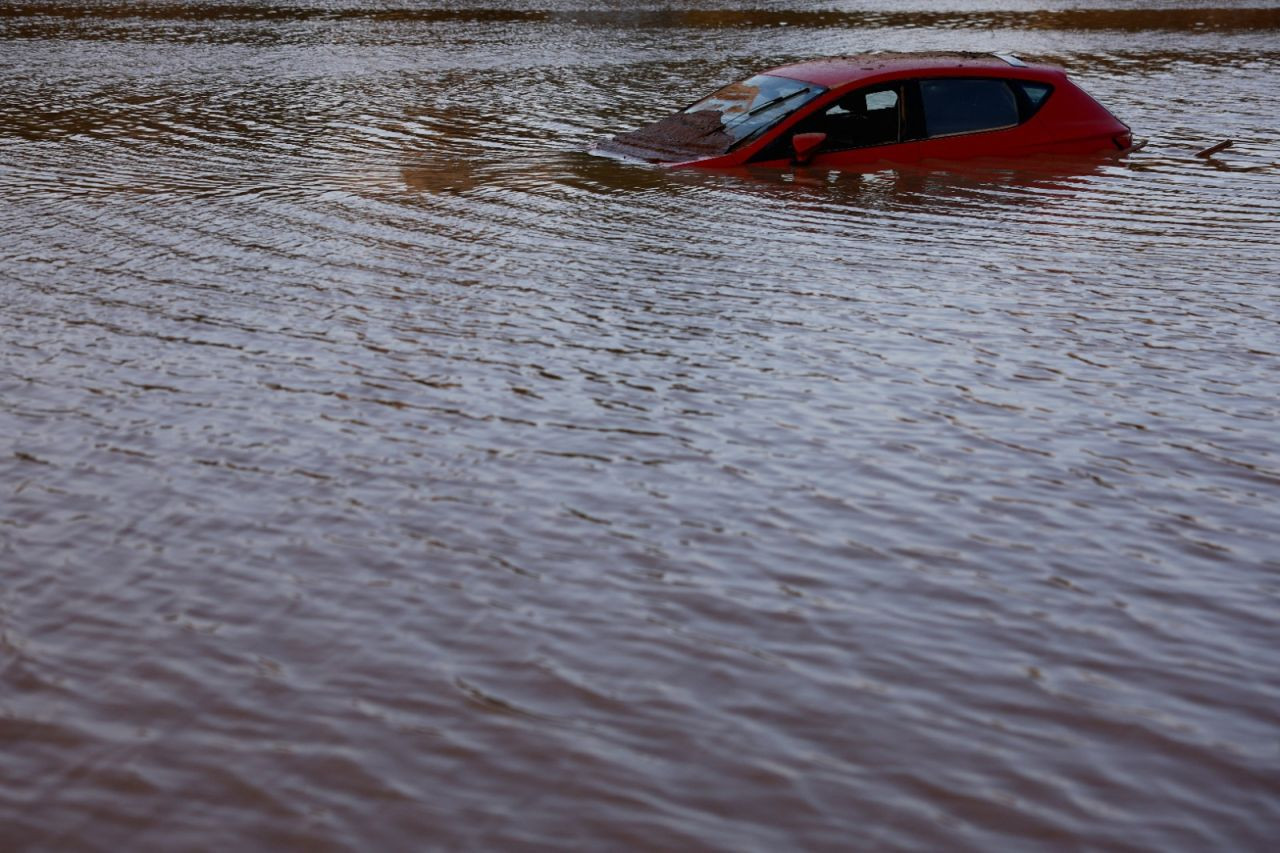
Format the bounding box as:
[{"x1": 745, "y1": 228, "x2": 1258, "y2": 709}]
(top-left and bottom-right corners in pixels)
[{"x1": 683, "y1": 74, "x2": 826, "y2": 146}]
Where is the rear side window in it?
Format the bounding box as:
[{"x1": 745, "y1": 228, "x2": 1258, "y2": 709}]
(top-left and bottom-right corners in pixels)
[
  {"x1": 920, "y1": 79, "x2": 1018, "y2": 137},
  {"x1": 1017, "y1": 82, "x2": 1052, "y2": 109},
  {"x1": 1012, "y1": 81, "x2": 1053, "y2": 120}
]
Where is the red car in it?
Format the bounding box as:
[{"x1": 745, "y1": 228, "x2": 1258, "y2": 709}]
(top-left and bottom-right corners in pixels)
[{"x1": 595, "y1": 52, "x2": 1132, "y2": 168}]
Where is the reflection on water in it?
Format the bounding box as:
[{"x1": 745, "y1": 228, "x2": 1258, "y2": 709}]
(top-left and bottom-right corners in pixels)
[{"x1": 2, "y1": 1, "x2": 1280, "y2": 849}]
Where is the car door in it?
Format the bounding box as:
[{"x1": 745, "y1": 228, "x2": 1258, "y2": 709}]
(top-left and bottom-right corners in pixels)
[
  {"x1": 747, "y1": 82, "x2": 916, "y2": 167},
  {"x1": 748, "y1": 76, "x2": 1050, "y2": 166},
  {"x1": 901, "y1": 77, "x2": 1028, "y2": 161}
]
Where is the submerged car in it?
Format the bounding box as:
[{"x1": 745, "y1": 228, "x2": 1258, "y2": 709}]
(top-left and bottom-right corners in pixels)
[{"x1": 594, "y1": 52, "x2": 1132, "y2": 168}]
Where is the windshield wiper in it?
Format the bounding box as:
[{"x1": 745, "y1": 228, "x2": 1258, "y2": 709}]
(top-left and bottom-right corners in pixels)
[{"x1": 722, "y1": 87, "x2": 813, "y2": 129}]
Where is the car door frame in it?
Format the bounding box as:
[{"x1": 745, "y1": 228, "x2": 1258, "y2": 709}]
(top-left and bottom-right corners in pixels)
[{"x1": 745, "y1": 75, "x2": 1051, "y2": 168}]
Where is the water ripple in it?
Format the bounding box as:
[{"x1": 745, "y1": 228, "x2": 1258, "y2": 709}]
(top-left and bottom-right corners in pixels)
[{"x1": 4, "y1": 2, "x2": 1280, "y2": 850}]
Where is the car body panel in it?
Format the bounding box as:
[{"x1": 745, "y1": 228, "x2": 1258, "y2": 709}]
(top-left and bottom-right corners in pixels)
[{"x1": 594, "y1": 52, "x2": 1131, "y2": 169}]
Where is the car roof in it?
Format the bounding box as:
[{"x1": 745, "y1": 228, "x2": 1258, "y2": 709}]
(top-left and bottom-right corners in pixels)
[{"x1": 765, "y1": 52, "x2": 1060, "y2": 88}]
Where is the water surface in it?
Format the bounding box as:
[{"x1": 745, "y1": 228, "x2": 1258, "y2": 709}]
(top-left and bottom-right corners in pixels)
[{"x1": 2, "y1": 1, "x2": 1279, "y2": 849}]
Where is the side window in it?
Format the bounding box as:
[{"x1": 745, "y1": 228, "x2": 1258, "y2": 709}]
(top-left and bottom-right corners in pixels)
[
  {"x1": 1013, "y1": 81, "x2": 1053, "y2": 119},
  {"x1": 920, "y1": 79, "x2": 1018, "y2": 137},
  {"x1": 809, "y1": 85, "x2": 902, "y2": 150},
  {"x1": 1017, "y1": 82, "x2": 1052, "y2": 109},
  {"x1": 750, "y1": 84, "x2": 904, "y2": 161}
]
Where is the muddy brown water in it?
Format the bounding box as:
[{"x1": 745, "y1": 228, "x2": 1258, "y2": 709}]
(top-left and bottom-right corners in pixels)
[{"x1": 3, "y1": 1, "x2": 1279, "y2": 849}]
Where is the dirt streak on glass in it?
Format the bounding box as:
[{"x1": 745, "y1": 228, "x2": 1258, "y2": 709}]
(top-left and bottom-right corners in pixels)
[{"x1": 2, "y1": 1, "x2": 1279, "y2": 849}]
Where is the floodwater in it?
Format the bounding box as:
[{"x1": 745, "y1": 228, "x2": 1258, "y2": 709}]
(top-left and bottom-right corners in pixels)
[{"x1": 2, "y1": 1, "x2": 1279, "y2": 848}]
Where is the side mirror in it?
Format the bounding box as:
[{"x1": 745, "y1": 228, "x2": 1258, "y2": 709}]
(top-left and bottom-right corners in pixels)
[{"x1": 791, "y1": 132, "x2": 826, "y2": 165}]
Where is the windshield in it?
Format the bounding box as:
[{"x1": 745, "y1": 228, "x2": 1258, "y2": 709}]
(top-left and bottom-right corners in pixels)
[
  {"x1": 598, "y1": 72, "x2": 825, "y2": 163},
  {"x1": 683, "y1": 74, "x2": 825, "y2": 146}
]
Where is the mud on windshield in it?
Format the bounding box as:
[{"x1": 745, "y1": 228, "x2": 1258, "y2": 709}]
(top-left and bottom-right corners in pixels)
[{"x1": 600, "y1": 74, "x2": 825, "y2": 163}]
